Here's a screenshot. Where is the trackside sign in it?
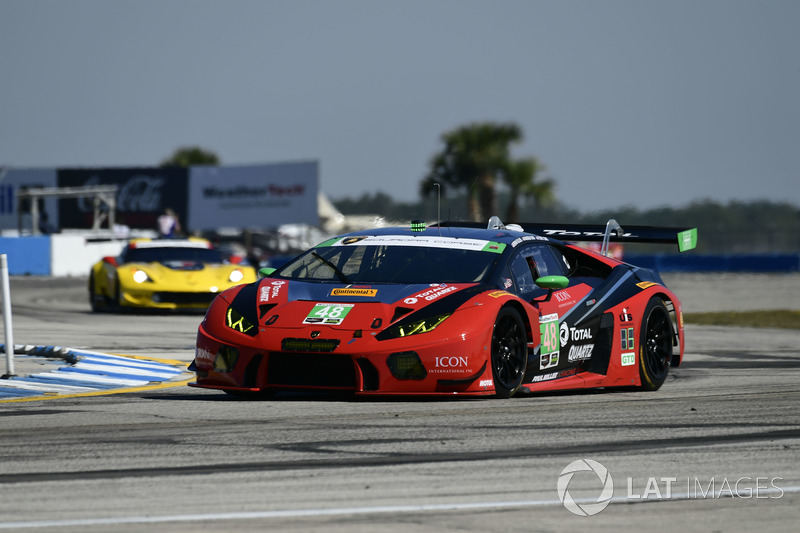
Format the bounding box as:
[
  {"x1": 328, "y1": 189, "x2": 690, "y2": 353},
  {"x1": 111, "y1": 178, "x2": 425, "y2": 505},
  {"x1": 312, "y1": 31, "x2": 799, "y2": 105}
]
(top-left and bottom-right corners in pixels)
[{"x1": 188, "y1": 161, "x2": 319, "y2": 231}]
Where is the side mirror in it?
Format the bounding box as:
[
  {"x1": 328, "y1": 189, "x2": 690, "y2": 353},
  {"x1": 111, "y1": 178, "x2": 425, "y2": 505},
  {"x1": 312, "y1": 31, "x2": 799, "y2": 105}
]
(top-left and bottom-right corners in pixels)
[
  {"x1": 535, "y1": 275, "x2": 569, "y2": 290},
  {"x1": 532, "y1": 275, "x2": 569, "y2": 302},
  {"x1": 258, "y1": 267, "x2": 276, "y2": 278},
  {"x1": 102, "y1": 256, "x2": 118, "y2": 267}
]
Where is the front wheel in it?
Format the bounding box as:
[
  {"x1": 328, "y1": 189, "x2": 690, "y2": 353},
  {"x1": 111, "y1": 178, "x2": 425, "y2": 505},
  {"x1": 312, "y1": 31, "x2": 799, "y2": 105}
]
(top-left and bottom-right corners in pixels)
[
  {"x1": 88, "y1": 275, "x2": 100, "y2": 312},
  {"x1": 114, "y1": 275, "x2": 125, "y2": 311},
  {"x1": 638, "y1": 297, "x2": 674, "y2": 391},
  {"x1": 88, "y1": 273, "x2": 109, "y2": 312},
  {"x1": 491, "y1": 307, "x2": 528, "y2": 398}
]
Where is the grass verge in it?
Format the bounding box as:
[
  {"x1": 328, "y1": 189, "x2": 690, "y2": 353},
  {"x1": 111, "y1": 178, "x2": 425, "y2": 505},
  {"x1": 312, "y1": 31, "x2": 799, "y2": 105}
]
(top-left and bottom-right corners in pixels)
[{"x1": 683, "y1": 310, "x2": 800, "y2": 329}]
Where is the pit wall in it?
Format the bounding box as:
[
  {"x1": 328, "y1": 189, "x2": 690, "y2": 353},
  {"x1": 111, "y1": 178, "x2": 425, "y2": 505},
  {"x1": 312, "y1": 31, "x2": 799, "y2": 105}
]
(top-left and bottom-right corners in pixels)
[{"x1": 1, "y1": 235, "x2": 126, "y2": 277}]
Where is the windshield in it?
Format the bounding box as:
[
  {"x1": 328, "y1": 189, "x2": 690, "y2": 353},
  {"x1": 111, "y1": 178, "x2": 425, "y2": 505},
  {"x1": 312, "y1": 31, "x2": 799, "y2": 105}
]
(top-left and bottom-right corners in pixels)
[
  {"x1": 274, "y1": 243, "x2": 500, "y2": 284},
  {"x1": 122, "y1": 246, "x2": 225, "y2": 265}
]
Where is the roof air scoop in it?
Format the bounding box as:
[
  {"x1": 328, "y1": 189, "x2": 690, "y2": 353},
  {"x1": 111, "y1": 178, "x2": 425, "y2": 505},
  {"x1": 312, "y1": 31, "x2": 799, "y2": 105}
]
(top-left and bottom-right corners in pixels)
[
  {"x1": 487, "y1": 216, "x2": 505, "y2": 230},
  {"x1": 487, "y1": 216, "x2": 523, "y2": 233}
]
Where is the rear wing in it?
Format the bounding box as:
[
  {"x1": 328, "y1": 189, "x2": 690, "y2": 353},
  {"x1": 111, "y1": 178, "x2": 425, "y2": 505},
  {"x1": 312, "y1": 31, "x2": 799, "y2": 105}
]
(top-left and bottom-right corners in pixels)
[
  {"x1": 515, "y1": 220, "x2": 697, "y2": 254},
  {"x1": 435, "y1": 218, "x2": 698, "y2": 256}
]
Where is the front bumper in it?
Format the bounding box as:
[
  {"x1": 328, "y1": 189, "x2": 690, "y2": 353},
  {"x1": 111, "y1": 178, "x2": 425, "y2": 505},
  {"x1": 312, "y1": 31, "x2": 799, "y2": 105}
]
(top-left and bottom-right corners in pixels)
[
  {"x1": 189, "y1": 321, "x2": 497, "y2": 396},
  {"x1": 119, "y1": 286, "x2": 224, "y2": 310}
]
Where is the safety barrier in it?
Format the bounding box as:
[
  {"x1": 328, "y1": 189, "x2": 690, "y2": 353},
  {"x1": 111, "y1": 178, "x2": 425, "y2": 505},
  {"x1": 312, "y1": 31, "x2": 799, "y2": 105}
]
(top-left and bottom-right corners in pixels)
[
  {"x1": 0, "y1": 235, "x2": 126, "y2": 276},
  {"x1": 0, "y1": 237, "x2": 50, "y2": 275},
  {"x1": 624, "y1": 253, "x2": 800, "y2": 273}
]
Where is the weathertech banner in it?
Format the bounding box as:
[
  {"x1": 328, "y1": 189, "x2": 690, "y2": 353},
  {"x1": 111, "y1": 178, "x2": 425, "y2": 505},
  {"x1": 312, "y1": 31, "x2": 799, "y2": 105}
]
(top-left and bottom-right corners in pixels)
[{"x1": 188, "y1": 161, "x2": 318, "y2": 231}]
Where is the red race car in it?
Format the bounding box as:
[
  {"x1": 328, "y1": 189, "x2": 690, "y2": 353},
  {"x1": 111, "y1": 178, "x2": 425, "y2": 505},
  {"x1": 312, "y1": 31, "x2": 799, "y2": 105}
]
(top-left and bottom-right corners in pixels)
[{"x1": 189, "y1": 217, "x2": 697, "y2": 398}]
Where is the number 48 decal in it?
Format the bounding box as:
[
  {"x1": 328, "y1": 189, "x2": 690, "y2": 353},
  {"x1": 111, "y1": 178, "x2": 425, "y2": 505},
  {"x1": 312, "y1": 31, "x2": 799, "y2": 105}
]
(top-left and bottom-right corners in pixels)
[
  {"x1": 539, "y1": 313, "x2": 560, "y2": 370},
  {"x1": 540, "y1": 314, "x2": 560, "y2": 353},
  {"x1": 303, "y1": 303, "x2": 354, "y2": 325}
]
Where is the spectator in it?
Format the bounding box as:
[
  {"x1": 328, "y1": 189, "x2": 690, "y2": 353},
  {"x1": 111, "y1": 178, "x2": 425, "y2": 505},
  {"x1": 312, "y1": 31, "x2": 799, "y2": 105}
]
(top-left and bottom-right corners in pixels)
[
  {"x1": 38, "y1": 210, "x2": 55, "y2": 234},
  {"x1": 157, "y1": 208, "x2": 182, "y2": 238}
]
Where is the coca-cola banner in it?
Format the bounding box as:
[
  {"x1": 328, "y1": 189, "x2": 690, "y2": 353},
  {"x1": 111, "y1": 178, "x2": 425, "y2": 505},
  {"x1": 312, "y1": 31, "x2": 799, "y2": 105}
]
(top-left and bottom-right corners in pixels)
[
  {"x1": 57, "y1": 167, "x2": 189, "y2": 231},
  {"x1": 187, "y1": 161, "x2": 318, "y2": 231}
]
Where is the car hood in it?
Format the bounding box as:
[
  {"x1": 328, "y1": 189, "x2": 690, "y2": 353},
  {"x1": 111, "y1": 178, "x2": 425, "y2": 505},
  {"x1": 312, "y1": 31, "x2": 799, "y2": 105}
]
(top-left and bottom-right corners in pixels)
[
  {"x1": 219, "y1": 279, "x2": 490, "y2": 332},
  {"x1": 254, "y1": 279, "x2": 473, "y2": 306}
]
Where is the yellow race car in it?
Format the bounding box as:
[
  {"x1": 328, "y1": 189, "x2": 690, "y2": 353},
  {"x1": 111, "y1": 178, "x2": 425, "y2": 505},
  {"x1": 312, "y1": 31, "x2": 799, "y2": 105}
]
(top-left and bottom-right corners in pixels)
[{"x1": 89, "y1": 238, "x2": 257, "y2": 312}]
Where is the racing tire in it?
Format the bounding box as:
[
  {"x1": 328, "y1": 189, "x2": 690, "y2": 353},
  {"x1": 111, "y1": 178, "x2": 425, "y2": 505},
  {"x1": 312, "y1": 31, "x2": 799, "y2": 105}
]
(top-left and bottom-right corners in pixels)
[
  {"x1": 114, "y1": 276, "x2": 124, "y2": 311},
  {"x1": 491, "y1": 307, "x2": 528, "y2": 398},
  {"x1": 88, "y1": 274, "x2": 109, "y2": 312},
  {"x1": 638, "y1": 297, "x2": 673, "y2": 391}
]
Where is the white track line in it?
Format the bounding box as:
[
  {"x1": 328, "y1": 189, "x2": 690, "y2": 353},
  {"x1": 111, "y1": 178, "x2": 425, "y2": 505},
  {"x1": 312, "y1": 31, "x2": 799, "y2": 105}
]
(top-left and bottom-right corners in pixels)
[{"x1": 1, "y1": 486, "x2": 798, "y2": 530}]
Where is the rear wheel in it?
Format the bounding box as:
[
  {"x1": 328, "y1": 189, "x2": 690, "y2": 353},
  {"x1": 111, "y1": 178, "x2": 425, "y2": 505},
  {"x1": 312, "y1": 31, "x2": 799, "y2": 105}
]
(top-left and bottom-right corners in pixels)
[
  {"x1": 491, "y1": 307, "x2": 528, "y2": 398},
  {"x1": 638, "y1": 297, "x2": 673, "y2": 390}
]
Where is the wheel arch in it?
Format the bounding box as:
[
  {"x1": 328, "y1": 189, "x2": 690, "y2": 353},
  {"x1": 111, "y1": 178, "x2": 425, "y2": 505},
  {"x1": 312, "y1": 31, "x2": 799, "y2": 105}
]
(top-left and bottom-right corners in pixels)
[
  {"x1": 502, "y1": 299, "x2": 534, "y2": 345},
  {"x1": 648, "y1": 291, "x2": 682, "y2": 368}
]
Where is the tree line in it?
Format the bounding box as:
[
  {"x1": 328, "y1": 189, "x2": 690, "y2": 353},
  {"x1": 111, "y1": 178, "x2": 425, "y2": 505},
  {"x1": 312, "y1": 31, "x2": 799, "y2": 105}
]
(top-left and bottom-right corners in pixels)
[
  {"x1": 331, "y1": 192, "x2": 800, "y2": 255},
  {"x1": 333, "y1": 122, "x2": 800, "y2": 255},
  {"x1": 163, "y1": 127, "x2": 800, "y2": 255}
]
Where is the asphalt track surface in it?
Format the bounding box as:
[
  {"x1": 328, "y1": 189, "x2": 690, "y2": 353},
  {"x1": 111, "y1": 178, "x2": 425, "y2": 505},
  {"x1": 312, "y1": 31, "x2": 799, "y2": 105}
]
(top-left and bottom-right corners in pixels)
[{"x1": 1, "y1": 273, "x2": 799, "y2": 532}]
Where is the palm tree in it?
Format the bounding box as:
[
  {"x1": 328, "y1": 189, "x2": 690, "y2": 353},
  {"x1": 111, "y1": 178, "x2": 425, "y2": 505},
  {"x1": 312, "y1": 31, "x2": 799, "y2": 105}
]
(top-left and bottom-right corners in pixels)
[
  {"x1": 421, "y1": 122, "x2": 522, "y2": 222},
  {"x1": 502, "y1": 157, "x2": 555, "y2": 222}
]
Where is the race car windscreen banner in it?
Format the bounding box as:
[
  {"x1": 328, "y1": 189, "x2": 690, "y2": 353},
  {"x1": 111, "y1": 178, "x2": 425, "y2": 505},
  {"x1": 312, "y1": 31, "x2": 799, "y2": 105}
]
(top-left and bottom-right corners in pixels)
[{"x1": 187, "y1": 161, "x2": 318, "y2": 231}]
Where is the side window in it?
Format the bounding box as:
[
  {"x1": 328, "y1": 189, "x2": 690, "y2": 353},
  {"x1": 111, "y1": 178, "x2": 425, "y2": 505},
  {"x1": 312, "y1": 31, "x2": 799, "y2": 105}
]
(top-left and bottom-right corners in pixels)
[
  {"x1": 506, "y1": 244, "x2": 568, "y2": 299},
  {"x1": 509, "y1": 254, "x2": 537, "y2": 297},
  {"x1": 533, "y1": 245, "x2": 568, "y2": 277}
]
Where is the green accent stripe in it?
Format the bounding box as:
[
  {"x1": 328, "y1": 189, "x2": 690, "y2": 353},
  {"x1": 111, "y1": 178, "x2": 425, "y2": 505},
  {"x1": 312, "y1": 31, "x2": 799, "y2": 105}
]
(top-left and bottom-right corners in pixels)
[
  {"x1": 316, "y1": 238, "x2": 339, "y2": 248},
  {"x1": 481, "y1": 242, "x2": 506, "y2": 253}
]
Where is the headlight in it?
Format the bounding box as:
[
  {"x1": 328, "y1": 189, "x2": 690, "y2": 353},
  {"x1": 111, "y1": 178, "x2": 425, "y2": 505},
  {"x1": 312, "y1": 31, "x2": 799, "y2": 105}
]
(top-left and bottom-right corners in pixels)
[
  {"x1": 132, "y1": 269, "x2": 150, "y2": 283},
  {"x1": 226, "y1": 307, "x2": 257, "y2": 336},
  {"x1": 380, "y1": 313, "x2": 451, "y2": 339},
  {"x1": 229, "y1": 269, "x2": 245, "y2": 283}
]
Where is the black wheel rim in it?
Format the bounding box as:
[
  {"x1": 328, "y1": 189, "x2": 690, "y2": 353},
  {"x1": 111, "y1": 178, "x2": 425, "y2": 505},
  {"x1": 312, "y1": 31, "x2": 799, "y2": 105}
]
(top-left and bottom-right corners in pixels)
[
  {"x1": 492, "y1": 314, "x2": 526, "y2": 390},
  {"x1": 643, "y1": 306, "x2": 672, "y2": 379}
]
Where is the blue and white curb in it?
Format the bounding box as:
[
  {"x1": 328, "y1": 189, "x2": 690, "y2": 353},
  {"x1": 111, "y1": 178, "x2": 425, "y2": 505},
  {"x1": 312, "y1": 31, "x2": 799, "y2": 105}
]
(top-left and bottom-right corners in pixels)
[{"x1": 0, "y1": 345, "x2": 188, "y2": 400}]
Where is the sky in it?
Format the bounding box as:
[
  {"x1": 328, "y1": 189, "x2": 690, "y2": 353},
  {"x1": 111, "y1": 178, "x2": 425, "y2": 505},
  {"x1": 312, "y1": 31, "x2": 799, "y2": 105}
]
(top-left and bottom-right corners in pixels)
[{"x1": 1, "y1": 0, "x2": 798, "y2": 214}]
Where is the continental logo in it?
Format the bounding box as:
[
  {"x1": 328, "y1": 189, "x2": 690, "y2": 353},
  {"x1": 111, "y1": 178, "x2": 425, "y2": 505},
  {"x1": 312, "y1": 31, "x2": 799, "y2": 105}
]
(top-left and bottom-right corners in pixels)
[
  {"x1": 330, "y1": 288, "x2": 378, "y2": 297},
  {"x1": 488, "y1": 290, "x2": 510, "y2": 298}
]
